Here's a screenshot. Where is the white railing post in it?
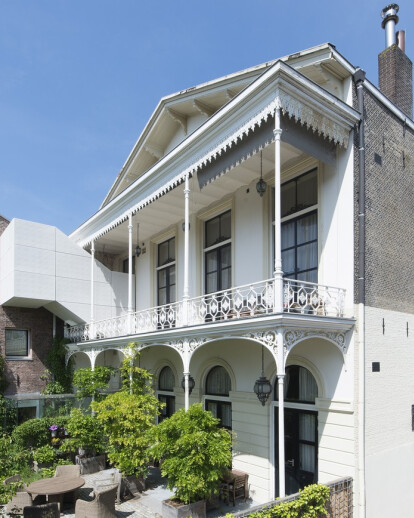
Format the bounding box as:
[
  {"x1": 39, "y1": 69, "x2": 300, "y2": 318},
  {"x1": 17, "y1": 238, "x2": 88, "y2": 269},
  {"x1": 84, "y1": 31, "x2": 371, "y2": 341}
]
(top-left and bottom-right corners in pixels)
[{"x1": 273, "y1": 100, "x2": 284, "y2": 313}]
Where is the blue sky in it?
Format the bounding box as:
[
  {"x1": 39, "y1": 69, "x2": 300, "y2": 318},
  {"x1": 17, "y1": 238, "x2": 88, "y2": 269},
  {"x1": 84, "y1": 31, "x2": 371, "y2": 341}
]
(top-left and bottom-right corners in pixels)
[{"x1": 1, "y1": 1, "x2": 413, "y2": 234}]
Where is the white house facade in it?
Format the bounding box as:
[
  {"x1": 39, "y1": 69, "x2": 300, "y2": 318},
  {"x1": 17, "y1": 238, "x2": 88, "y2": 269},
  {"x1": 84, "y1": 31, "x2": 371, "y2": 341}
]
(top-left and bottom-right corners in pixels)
[{"x1": 1, "y1": 7, "x2": 414, "y2": 517}]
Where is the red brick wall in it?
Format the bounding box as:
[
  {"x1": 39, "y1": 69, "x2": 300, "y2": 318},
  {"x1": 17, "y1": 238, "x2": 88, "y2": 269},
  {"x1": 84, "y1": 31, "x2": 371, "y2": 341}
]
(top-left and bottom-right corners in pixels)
[{"x1": 0, "y1": 306, "x2": 63, "y2": 395}]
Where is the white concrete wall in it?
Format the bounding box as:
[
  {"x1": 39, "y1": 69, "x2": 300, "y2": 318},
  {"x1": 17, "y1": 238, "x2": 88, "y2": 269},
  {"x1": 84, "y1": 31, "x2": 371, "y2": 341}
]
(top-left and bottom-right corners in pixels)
[
  {"x1": 364, "y1": 305, "x2": 414, "y2": 518},
  {"x1": 0, "y1": 219, "x2": 131, "y2": 324}
]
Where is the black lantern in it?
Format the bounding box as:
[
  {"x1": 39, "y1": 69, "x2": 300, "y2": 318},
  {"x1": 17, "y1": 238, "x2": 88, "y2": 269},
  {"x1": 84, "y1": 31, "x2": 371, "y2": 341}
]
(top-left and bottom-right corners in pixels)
[
  {"x1": 253, "y1": 346, "x2": 272, "y2": 406},
  {"x1": 181, "y1": 375, "x2": 195, "y2": 395},
  {"x1": 256, "y1": 150, "x2": 267, "y2": 197},
  {"x1": 135, "y1": 244, "x2": 142, "y2": 257}
]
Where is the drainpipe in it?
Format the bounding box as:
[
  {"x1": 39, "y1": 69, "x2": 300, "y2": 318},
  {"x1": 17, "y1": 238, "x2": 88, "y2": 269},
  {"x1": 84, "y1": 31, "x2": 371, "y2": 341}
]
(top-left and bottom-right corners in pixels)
[{"x1": 354, "y1": 67, "x2": 366, "y2": 518}]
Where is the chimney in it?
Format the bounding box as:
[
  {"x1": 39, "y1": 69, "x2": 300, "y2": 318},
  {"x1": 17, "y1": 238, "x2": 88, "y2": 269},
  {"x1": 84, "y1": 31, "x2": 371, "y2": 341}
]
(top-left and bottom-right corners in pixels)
[{"x1": 378, "y1": 4, "x2": 413, "y2": 118}]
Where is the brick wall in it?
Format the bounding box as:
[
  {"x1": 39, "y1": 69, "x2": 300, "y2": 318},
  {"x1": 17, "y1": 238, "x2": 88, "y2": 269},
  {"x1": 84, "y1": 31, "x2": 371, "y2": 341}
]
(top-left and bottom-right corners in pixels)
[
  {"x1": 354, "y1": 85, "x2": 414, "y2": 313},
  {"x1": 0, "y1": 306, "x2": 63, "y2": 395},
  {"x1": 378, "y1": 44, "x2": 413, "y2": 119}
]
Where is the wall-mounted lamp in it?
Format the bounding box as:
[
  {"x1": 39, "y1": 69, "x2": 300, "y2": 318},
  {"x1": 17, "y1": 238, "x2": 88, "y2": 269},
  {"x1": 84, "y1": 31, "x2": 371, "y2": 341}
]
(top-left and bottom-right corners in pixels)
[
  {"x1": 256, "y1": 150, "x2": 267, "y2": 197},
  {"x1": 182, "y1": 222, "x2": 190, "y2": 232},
  {"x1": 181, "y1": 375, "x2": 195, "y2": 395}
]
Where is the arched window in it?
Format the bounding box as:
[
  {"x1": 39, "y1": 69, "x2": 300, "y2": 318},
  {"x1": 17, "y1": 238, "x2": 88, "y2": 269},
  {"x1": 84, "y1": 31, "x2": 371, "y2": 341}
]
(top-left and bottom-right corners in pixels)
[
  {"x1": 158, "y1": 366, "x2": 175, "y2": 422},
  {"x1": 275, "y1": 365, "x2": 318, "y2": 403},
  {"x1": 159, "y1": 366, "x2": 174, "y2": 392},
  {"x1": 205, "y1": 366, "x2": 232, "y2": 429},
  {"x1": 206, "y1": 366, "x2": 231, "y2": 396}
]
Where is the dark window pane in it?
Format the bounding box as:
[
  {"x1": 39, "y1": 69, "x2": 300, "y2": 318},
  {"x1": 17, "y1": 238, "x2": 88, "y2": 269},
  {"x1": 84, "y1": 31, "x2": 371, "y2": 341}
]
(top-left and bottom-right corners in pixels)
[
  {"x1": 221, "y1": 269, "x2": 231, "y2": 290},
  {"x1": 158, "y1": 238, "x2": 175, "y2": 266},
  {"x1": 6, "y1": 330, "x2": 28, "y2": 357},
  {"x1": 281, "y1": 221, "x2": 295, "y2": 248},
  {"x1": 206, "y1": 366, "x2": 231, "y2": 395},
  {"x1": 205, "y1": 217, "x2": 220, "y2": 247},
  {"x1": 221, "y1": 245, "x2": 231, "y2": 269},
  {"x1": 159, "y1": 366, "x2": 175, "y2": 391},
  {"x1": 297, "y1": 243, "x2": 318, "y2": 271},
  {"x1": 206, "y1": 250, "x2": 218, "y2": 274},
  {"x1": 297, "y1": 214, "x2": 317, "y2": 244},
  {"x1": 220, "y1": 211, "x2": 231, "y2": 240},
  {"x1": 206, "y1": 273, "x2": 218, "y2": 293},
  {"x1": 275, "y1": 366, "x2": 318, "y2": 403},
  {"x1": 281, "y1": 181, "x2": 296, "y2": 217},
  {"x1": 282, "y1": 249, "x2": 296, "y2": 275},
  {"x1": 297, "y1": 170, "x2": 317, "y2": 211}
]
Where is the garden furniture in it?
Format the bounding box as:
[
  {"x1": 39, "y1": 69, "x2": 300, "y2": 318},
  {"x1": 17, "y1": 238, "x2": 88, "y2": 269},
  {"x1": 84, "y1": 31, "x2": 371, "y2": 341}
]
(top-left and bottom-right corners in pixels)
[
  {"x1": 74, "y1": 483, "x2": 118, "y2": 518},
  {"x1": 26, "y1": 476, "x2": 85, "y2": 509},
  {"x1": 3, "y1": 474, "x2": 33, "y2": 515},
  {"x1": 54, "y1": 464, "x2": 81, "y2": 478},
  {"x1": 23, "y1": 502, "x2": 60, "y2": 517},
  {"x1": 219, "y1": 469, "x2": 248, "y2": 506}
]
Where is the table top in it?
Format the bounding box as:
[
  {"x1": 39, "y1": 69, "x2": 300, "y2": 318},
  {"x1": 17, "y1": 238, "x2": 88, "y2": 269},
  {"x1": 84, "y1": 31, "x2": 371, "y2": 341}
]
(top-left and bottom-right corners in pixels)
[{"x1": 27, "y1": 477, "x2": 85, "y2": 496}]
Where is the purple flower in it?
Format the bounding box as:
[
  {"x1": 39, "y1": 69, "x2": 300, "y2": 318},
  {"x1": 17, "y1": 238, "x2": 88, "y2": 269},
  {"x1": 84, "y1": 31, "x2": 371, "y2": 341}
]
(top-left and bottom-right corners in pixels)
[{"x1": 49, "y1": 425, "x2": 58, "y2": 431}]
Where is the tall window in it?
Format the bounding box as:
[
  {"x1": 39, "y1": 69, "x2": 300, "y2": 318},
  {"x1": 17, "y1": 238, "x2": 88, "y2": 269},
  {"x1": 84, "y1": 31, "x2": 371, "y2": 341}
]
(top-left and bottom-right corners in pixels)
[
  {"x1": 273, "y1": 170, "x2": 318, "y2": 282},
  {"x1": 157, "y1": 237, "x2": 176, "y2": 305},
  {"x1": 204, "y1": 211, "x2": 231, "y2": 294},
  {"x1": 5, "y1": 329, "x2": 29, "y2": 358},
  {"x1": 205, "y1": 366, "x2": 232, "y2": 430},
  {"x1": 158, "y1": 366, "x2": 175, "y2": 422},
  {"x1": 275, "y1": 365, "x2": 318, "y2": 404}
]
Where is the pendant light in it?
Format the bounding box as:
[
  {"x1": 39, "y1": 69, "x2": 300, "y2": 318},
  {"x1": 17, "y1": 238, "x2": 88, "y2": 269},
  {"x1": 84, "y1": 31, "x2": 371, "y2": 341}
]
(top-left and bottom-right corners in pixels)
[
  {"x1": 135, "y1": 223, "x2": 142, "y2": 258},
  {"x1": 253, "y1": 346, "x2": 272, "y2": 405},
  {"x1": 256, "y1": 150, "x2": 267, "y2": 197}
]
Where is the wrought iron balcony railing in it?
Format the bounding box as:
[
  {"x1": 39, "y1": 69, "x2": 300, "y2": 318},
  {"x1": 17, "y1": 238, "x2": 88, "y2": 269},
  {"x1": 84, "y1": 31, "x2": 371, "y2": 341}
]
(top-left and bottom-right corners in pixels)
[{"x1": 65, "y1": 278, "x2": 346, "y2": 343}]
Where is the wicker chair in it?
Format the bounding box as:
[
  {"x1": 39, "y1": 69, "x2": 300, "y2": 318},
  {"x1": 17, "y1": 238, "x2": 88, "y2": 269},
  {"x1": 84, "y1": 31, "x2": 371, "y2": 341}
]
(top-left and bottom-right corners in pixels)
[
  {"x1": 75, "y1": 484, "x2": 118, "y2": 518},
  {"x1": 23, "y1": 502, "x2": 60, "y2": 518},
  {"x1": 3, "y1": 473, "x2": 33, "y2": 515},
  {"x1": 54, "y1": 464, "x2": 81, "y2": 478}
]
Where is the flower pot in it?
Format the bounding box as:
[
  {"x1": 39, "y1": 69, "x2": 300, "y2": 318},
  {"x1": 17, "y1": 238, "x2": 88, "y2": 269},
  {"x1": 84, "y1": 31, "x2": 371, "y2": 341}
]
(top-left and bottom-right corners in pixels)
[
  {"x1": 51, "y1": 430, "x2": 57, "y2": 438},
  {"x1": 162, "y1": 498, "x2": 206, "y2": 518}
]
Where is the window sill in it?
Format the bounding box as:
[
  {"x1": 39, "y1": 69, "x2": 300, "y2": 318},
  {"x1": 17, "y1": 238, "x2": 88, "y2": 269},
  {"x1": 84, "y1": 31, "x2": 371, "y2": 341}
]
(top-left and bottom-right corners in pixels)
[{"x1": 6, "y1": 357, "x2": 33, "y2": 362}]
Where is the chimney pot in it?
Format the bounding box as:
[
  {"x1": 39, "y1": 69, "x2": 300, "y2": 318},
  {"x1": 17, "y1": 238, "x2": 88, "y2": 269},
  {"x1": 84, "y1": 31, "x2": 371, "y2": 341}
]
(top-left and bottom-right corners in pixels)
[{"x1": 381, "y1": 4, "x2": 399, "y2": 48}]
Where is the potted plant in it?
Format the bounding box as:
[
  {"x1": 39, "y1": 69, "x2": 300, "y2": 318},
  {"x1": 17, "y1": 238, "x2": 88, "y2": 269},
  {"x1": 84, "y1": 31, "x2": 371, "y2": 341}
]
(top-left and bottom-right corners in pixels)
[
  {"x1": 49, "y1": 424, "x2": 59, "y2": 438},
  {"x1": 147, "y1": 403, "x2": 232, "y2": 518},
  {"x1": 33, "y1": 444, "x2": 57, "y2": 471}
]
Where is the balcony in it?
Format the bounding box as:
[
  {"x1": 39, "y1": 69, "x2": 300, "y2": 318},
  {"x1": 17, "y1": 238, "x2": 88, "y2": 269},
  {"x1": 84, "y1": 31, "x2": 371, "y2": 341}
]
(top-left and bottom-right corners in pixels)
[{"x1": 65, "y1": 278, "x2": 346, "y2": 343}]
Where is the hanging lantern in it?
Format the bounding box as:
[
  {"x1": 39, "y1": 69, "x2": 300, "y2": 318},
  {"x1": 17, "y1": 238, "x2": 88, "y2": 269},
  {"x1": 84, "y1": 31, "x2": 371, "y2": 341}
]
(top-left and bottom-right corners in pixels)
[
  {"x1": 181, "y1": 375, "x2": 195, "y2": 395},
  {"x1": 256, "y1": 150, "x2": 267, "y2": 197},
  {"x1": 253, "y1": 346, "x2": 272, "y2": 406}
]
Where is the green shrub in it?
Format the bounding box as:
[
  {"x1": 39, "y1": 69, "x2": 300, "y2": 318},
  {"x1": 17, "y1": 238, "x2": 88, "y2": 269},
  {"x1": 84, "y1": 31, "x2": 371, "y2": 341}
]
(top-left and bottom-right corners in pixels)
[
  {"x1": 0, "y1": 481, "x2": 24, "y2": 506},
  {"x1": 11, "y1": 416, "x2": 70, "y2": 449},
  {"x1": 59, "y1": 408, "x2": 106, "y2": 455},
  {"x1": 0, "y1": 435, "x2": 31, "y2": 479},
  {"x1": 147, "y1": 403, "x2": 232, "y2": 504},
  {"x1": 247, "y1": 484, "x2": 330, "y2": 518},
  {"x1": 0, "y1": 355, "x2": 8, "y2": 394},
  {"x1": 32, "y1": 444, "x2": 56, "y2": 464},
  {"x1": 0, "y1": 395, "x2": 18, "y2": 434}
]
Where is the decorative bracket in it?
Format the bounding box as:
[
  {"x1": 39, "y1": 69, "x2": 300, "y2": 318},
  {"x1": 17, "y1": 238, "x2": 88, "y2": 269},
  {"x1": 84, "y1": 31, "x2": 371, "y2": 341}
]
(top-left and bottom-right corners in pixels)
[
  {"x1": 166, "y1": 108, "x2": 187, "y2": 134},
  {"x1": 193, "y1": 99, "x2": 215, "y2": 118}
]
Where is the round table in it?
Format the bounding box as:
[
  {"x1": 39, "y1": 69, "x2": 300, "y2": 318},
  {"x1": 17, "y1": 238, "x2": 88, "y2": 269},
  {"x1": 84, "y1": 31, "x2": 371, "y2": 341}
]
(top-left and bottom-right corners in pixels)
[{"x1": 27, "y1": 476, "x2": 85, "y2": 507}]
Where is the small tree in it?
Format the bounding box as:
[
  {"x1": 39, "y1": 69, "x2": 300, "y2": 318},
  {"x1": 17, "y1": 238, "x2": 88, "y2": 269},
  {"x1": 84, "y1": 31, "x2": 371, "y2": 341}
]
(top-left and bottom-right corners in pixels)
[
  {"x1": 92, "y1": 344, "x2": 161, "y2": 477},
  {"x1": 73, "y1": 366, "x2": 115, "y2": 401},
  {"x1": 147, "y1": 403, "x2": 232, "y2": 504}
]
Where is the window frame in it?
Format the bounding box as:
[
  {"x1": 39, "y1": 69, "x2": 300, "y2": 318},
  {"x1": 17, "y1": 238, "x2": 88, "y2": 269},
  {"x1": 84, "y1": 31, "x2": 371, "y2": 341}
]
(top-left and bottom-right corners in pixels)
[
  {"x1": 156, "y1": 236, "x2": 176, "y2": 306},
  {"x1": 5, "y1": 329, "x2": 31, "y2": 360},
  {"x1": 203, "y1": 210, "x2": 232, "y2": 295}
]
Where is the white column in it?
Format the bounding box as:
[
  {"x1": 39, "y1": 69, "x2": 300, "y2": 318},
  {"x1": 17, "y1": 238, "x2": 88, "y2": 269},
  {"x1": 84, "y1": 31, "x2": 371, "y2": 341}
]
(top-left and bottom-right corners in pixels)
[
  {"x1": 128, "y1": 213, "x2": 133, "y2": 314},
  {"x1": 183, "y1": 174, "x2": 190, "y2": 325},
  {"x1": 183, "y1": 371, "x2": 190, "y2": 411},
  {"x1": 273, "y1": 101, "x2": 284, "y2": 313},
  {"x1": 277, "y1": 374, "x2": 285, "y2": 498},
  {"x1": 90, "y1": 240, "x2": 95, "y2": 339}
]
